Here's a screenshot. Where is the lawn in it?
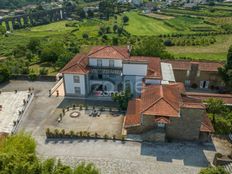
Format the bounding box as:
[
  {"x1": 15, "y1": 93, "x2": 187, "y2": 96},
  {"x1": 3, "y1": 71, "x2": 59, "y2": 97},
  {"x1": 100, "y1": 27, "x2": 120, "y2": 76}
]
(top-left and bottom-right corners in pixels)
[
  {"x1": 166, "y1": 34, "x2": 232, "y2": 61},
  {"x1": 123, "y1": 12, "x2": 176, "y2": 35}
]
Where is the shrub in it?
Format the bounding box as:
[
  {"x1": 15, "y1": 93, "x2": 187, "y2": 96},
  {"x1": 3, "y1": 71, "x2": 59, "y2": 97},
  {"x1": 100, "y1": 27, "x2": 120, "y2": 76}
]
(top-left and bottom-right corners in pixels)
[
  {"x1": 39, "y1": 68, "x2": 48, "y2": 75},
  {"x1": 191, "y1": 83, "x2": 198, "y2": 89},
  {"x1": 79, "y1": 104, "x2": 83, "y2": 110},
  {"x1": 164, "y1": 39, "x2": 173, "y2": 46},
  {"x1": 28, "y1": 73, "x2": 37, "y2": 81}
]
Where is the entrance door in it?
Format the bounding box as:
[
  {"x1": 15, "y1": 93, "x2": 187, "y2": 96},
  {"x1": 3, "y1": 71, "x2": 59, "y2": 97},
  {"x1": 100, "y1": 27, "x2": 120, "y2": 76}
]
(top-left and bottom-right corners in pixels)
[{"x1": 200, "y1": 81, "x2": 209, "y2": 89}]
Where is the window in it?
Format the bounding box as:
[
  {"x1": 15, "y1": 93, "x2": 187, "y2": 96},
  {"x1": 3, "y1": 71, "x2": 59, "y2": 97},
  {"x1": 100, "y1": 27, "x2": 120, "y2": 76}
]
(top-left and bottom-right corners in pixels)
[
  {"x1": 73, "y1": 76, "x2": 80, "y2": 83},
  {"x1": 74, "y1": 87, "x2": 81, "y2": 95},
  {"x1": 200, "y1": 81, "x2": 209, "y2": 89},
  {"x1": 186, "y1": 70, "x2": 190, "y2": 77},
  {"x1": 97, "y1": 59, "x2": 102, "y2": 67},
  {"x1": 197, "y1": 70, "x2": 201, "y2": 77},
  {"x1": 109, "y1": 60, "x2": 114, "y2": 67},
  {"x1": 185, "y1": 80, "x2": 190, "y2": 86}
]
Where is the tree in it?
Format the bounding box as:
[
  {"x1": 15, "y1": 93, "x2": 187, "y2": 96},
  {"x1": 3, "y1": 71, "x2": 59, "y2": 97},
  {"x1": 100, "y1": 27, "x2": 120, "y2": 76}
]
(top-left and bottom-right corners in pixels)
[
  {"x1": 0, "y1": 66, "x2": 9, "y2": 83},
  {"x1": 131, "y1": 37, "x2": 166, "y2": 57},
  {"x1": 218, "y1": 45, "x2": 232, "y2": 91},
  {"x1": 87, "y1": 9, "x2": 94, "y2": 18},
  {"x1": 0, "y1": 133, "x2": 100, "y2": 174},
  {"x1": 113, "y1": 24, "x2": 118, "y2": 33},
  {"x1": 112, "y1": 37, "x2": 118, "y2": 45},
  {"x1": 0, "y1": 25, "x2": 6, "y2": 35},
  {"x1": 82, "y1": 33, "x2": 89, "y2": 39},
  {"x1": 122, "y1": 16, "x2": 129, "y2": 25},
  {"x1": 27, "y1": 38, "x2": 41, "y2": 54},
  {"x1": 199, "y1": 167, "x2": 229, "y2": 174},
  {"x1": 112, "y1": 87, "x2": 132, "y2": 110},
  {"x1": 40, "y1": 41, "x2": 66, "y2": 63}
]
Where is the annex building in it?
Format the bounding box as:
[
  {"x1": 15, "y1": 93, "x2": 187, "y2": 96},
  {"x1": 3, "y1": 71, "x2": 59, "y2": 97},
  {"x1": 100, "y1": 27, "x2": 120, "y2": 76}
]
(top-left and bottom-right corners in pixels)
[{"x1": 60, "y1": 46, "x2": 221, "y2": 141}]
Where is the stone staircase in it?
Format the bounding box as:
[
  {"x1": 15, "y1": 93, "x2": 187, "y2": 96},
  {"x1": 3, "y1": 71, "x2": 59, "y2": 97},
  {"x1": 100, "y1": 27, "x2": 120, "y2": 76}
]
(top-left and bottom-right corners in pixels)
[{"x1": 223, "y1": 162, "x2": 232, "y2": 174}]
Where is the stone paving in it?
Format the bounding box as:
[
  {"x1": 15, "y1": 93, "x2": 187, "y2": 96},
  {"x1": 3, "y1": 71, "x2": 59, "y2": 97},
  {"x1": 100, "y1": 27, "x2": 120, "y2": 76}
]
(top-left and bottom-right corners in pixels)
[
  {"x1": 36, "y1": 136, "x2": 216, "y2": 174},
  {"x1": 0, "y1": 91, "x2": 30, "y2": 133}
]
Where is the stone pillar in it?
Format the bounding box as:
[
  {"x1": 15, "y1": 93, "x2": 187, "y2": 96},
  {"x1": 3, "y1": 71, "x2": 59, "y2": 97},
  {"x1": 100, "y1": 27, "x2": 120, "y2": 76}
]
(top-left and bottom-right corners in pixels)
[
  {"x1": 5, "y1": 20, "x2": 10, "y2": 31},
  {"x1": 17, "y1": 17, "x2": 22, "y2": 28},
  {"x1": 29, "y1": 15, "x2": 34, "y2": 26},
  {"x1": 23, "y1": 16, "x2": 28, "y2": 26}
]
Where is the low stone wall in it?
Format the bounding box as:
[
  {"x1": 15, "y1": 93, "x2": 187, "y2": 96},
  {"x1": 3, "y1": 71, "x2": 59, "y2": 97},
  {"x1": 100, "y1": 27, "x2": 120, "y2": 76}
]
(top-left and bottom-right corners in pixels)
[{"x1": 10, "y1": 74, "x2": 56, "y2": 82}]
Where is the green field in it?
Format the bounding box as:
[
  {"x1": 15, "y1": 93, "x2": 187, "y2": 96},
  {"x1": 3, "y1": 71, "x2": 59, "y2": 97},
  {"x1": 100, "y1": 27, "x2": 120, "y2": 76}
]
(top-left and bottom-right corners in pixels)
[
  {"x1": 123, "y1": 12, "x2": 176, "y2": 35},
  {"x1": 0, "y1": 9, "x2": 232, "y2": 67},
  {"x1": 167, "y1": 34, "x2": 232, "y2": 61}
]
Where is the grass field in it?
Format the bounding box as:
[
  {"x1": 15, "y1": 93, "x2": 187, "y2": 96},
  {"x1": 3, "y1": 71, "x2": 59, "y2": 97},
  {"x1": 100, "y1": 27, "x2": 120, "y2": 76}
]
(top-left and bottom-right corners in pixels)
[
  {"x1": 166, "y1": 34, "x2": 232, "y2": 61},
  {"x1": 0, "y1": 10, "x2": 231, "y2": 64},
  {"x1": 124, "y1": 12, "x2": 176, "y2": 35}
]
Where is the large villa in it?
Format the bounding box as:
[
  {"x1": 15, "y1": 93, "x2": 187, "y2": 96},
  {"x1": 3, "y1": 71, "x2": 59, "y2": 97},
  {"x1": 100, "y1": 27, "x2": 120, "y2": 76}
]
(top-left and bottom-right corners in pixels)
[{"x1": 60, "y1": 45, "x2": 223, "y2": 141}]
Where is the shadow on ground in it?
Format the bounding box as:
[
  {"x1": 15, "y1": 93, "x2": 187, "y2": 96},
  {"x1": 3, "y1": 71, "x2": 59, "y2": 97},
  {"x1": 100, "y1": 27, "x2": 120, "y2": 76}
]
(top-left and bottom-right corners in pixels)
[
  {"x1": 57, "y1": 98, "x2": 118, "y2": 109},
  {"x1": 141, "y1": 141, "x2": 216, "y2": 167}
]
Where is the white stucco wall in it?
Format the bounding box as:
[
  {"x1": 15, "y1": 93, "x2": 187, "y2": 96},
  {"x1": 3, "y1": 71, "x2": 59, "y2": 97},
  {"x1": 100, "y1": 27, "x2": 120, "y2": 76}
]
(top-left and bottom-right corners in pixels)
[
  {"x1": 123, "y1": 63, "x2": 147, "y2": 76},
  {"x1": 145, "y1": 79, "x2": 161, "y2": 85},
  {"x1": 64, "y1": 74, "x2": 86, "y2": 95}
]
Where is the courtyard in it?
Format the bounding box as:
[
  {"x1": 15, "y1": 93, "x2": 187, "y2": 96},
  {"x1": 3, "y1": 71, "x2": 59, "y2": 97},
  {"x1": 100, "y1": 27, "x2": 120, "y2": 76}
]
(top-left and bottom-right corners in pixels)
[
  {"x1": 47, "y1": 105, "x2": 124, "y2": 137},
  {"x1": 0, "y1": 80, "x2": 231, "y2": 174}
]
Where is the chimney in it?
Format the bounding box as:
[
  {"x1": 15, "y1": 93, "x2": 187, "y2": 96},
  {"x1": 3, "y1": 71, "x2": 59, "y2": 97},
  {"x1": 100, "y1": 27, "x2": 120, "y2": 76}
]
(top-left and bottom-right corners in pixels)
[{"x1": 127, "y1": 44, "x2": 132, "y2": 55}]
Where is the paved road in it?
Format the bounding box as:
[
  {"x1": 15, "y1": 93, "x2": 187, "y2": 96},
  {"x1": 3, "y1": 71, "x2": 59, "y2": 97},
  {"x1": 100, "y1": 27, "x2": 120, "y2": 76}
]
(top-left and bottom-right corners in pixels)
[{"x1": 2, "y1": 80, "x2": 217, "y2": 174}]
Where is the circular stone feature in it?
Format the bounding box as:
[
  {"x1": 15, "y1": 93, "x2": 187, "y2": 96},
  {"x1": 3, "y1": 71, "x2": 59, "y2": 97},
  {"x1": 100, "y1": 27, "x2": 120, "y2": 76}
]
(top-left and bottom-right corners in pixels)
[{"x1": 70, "y1": 111, "x2": 80, "y2": 118}]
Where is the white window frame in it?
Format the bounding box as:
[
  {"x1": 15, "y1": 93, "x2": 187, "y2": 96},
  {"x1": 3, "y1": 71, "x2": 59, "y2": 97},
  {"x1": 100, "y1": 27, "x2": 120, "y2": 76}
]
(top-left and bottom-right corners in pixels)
[
  {"x1": 73, "y1": 76, "x2": 80, "y2": 83},
  {"x1": 109, "y1": 60, "x2": 114, "y2": 67},
  {"x1": 74, "y1": 87, "x2": 81, "y2": 95},
  {"x1": 97, "y1": 59, "x2": 102, "y2": 67}
]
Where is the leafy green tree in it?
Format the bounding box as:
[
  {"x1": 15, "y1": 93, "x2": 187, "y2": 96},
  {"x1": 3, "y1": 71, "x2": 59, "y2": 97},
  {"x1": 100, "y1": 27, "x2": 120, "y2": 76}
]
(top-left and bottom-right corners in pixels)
[
  {"x1": 112, "y1": 87, "x2": 132, "y2": 110},
  {"x1": 0, "y1": 25, "x2": 6, "y2": 35},
  {"x1": 113, "y1": 24, "x2": 118, "y2": 33},
  {"x1": 82, "y1": 33, "x2": 89, "y2": 39},
  {"x1": 112, "y1": 37, "x2": 118, "y2": 45},
  {"x1": 122, "y1": 16, "x2": 129, "y2": 25},
  {"x1": 56, "y1": 51, "x2": 75, "y2": 68},
  {"x1": 199, "y1": 167, "x2": 229, "y2": 174},
  {"x1": 27, "y1": 38, "x2": 41, "y2": 54},
  {"x1": 0, "y1": 133, "x2": 100, "y2": 174},
  {"x1": 0, "y1": 66, "x2": 10, "y2": 83},
  {"x1": 40, "y1": 41, "x2": 66, "y2": 63},
  {"x1": 218, "y1": 45, "x2": 232, "y2": 91},
  {"x1": 131, "y1": 37, "x2": 166, "y2": 57}
]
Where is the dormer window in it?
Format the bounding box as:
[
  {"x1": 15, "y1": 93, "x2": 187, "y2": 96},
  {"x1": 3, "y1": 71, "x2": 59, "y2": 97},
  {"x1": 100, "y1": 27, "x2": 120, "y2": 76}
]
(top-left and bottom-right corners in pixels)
[{"x1": 97, "y1": 59, "x2": 102, "y2": 67}]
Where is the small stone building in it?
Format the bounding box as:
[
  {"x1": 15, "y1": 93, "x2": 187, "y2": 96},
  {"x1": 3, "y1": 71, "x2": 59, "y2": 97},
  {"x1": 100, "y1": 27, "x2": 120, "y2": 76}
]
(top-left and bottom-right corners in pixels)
[
  {"x1": 163, "y1": 60, "x2": 224, "y2": 90},
  {"x1": 124, "y1": 83, "x2": 214, "y2": 142}
]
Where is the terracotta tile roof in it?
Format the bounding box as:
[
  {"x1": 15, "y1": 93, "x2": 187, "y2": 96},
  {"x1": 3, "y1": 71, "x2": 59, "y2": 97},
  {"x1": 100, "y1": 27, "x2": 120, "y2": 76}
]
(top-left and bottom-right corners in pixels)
[
  {"x1": 154, "y1": 116, "x2": 170, "y2": 124},
  {"x1": 181, "y1": 94, "x2": 206, "y2": 109},
  {"x1": 125, "y1": 83, "x2": 184, "y2": 127},
  {"x1": 186, "y1": 92, "x2": 232, "y2": 106},
  {"x1": 141, "y1": 84, "x2": 182, "y2": 117},
  {"x1": 163, "y1": 60, "x2": 223, "y2": 72},
  {"x1": 200, "y1": 114, "x2": 214, "y2": 133},
  {"x1": 128, "y1": 56, "x2": 162, "y2": 79},
  {"x1": 88, "y1": 46, "x2": 129, "y2": 59},
  {"x1": 124, "y1": 99, "x2": 141, "y2": 128},
  {"x1": 60, "y1": 54, "x2": 89, "y2": 74}
]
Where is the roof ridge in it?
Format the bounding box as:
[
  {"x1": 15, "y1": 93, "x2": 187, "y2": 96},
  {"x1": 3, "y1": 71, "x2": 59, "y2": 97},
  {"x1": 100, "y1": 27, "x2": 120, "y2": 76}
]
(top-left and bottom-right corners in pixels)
[
  {"x1": 112, "y1": 46, "x2": 128, "y2": 58},
  {"x1": 142, "y1": 97, "x2": 162, "y2": 113},
  {"x1": 163, "y1": 97, "x2": 180, "y2": 112},
  {"x1": 88, "y1": 46, "x2": 107, "y2": 57}
]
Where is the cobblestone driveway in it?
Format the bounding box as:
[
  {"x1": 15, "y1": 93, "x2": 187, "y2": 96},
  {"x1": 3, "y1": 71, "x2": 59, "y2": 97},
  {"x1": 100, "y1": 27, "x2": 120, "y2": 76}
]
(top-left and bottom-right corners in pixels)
[{"x1": 36, "y1": 136, "x2": 216, "y2": 174}]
